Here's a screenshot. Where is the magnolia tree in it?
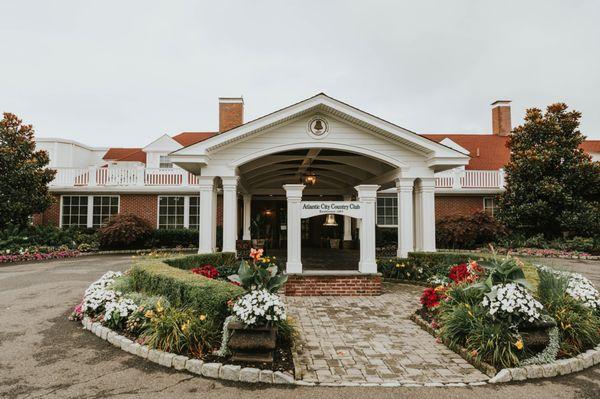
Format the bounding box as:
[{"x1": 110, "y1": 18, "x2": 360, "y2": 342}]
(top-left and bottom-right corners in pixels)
[
  {"x1": 0, "y1": 113, "x2": 56, "y2": 229},
  {"x1": 498, "y1": 104, "x2": 600, "y2": 238}
]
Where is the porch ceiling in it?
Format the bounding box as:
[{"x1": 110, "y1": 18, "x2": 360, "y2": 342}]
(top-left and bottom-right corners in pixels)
[{"x1": 238, "y1": 148, "x2": 395, "y2": 192}]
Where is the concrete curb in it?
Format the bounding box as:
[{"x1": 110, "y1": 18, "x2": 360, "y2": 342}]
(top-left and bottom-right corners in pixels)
[
  {"x1": 81, "y1": 317, "x2": 295, "y2": 385},
  {"x1": 410, "y1": 311, "x2": 600, "y2": 384}
]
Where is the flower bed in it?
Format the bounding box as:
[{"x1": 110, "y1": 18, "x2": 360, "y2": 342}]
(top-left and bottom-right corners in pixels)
[
  {"x1": 0, "y1": 248, "x2": 80, "y2": 263},
  {"x1": 412, "y1": 252, "x2": 600, "y2": 379},
  {"x1": 70, "y1": 249, "x2": 296, "y2": 379}
]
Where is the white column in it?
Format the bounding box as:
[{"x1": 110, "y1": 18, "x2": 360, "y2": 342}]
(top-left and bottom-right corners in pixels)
[
  {"x1": 343, "y1": 194, "x2": 352, "y2": 242},
  {"x1": 221, "y1": 176, "x2": 239, "y2": 253},
  {"x1": 417, "y1": 178, "x2": 436, "y2": 252},
  {"x1": 355, "y1": 184, "x2": 380, "y2": 273},
  {"x1": 396, "y1": 178, "x2": 415, "y2": 258},
  {"x1": 413, "y1": 185, "x2": 422, "y2": 251},
  {"x1": 88, "y1": 167, "x2": 97, "y2": 186},
  {"x1": 283, "y1": 184, "x2": 304, "y2": 274},
  {"x1": 198, "y1": 176, "x2": 216, "y2": 254},
  {"x1": 212, "y1": 187, "x2": 218, "y2": 251},
  {"x1": 242, "y1": 194, "x2": 252, "y2": 240}
]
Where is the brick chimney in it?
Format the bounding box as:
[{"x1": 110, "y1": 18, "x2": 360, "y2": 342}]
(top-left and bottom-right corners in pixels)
[
  {"x1": 491, "y1": 100, "x2": 512, "y2": 136},
  {"x1": 219, "y1": 97, "x2": 244, "y2": 132}
]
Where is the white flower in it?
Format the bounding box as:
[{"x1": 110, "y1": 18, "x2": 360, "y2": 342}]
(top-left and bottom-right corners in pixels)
[
  {"x1": 482, "y1": 283, "x2": 543, "y2": 322},
  {"x1": 232, "y1": 289, "x2": 287, "y2": 326}
]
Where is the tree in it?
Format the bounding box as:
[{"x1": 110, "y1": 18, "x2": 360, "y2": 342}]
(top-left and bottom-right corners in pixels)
[
  {"x1": 498, "y1": 103, "x2": 600, "y2": 238},
  {"x1": 0, "y1": 113, "x2": 56, "y2": 229}
]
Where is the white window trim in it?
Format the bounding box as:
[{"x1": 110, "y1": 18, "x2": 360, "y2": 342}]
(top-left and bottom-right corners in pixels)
[
  {"x1": 483, "y1": 196, "x2": 498, "y2": 217},
  {"x1": 376, "y1": 195, "x2": 398, "y2": 227},
  {"x1": 60, "y1": 195, "x2": 120, "y2": 228},
  {"x1": 157, "y1": 195, "x2": 199, "y2": 229}
]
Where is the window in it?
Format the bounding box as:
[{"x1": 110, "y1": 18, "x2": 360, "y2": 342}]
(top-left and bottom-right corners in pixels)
[
  {"x1": 188, "y1": 196, "x2": 200, "y2": 230},
  {"x1": 377, "y1": 197, "x2": 398, "y2": 226},
  {"x1": 484, "y1": 197, "x2": 499, "y2": 217},
  {"x1": 159, "y1": 155, "x2": 173, "y2": 168},
  {"x1": 62, "y1": 195, "x2": 120, "y2": 228},
  {"x1": 62, "y1": 196, "x2": 89, "y2": 227},
  {"x1": 92, "y1": 196, "x2": 119, "y2": 228},
  {"x1": 158, "y1": 196, "x2": 185, "y2": 229}
]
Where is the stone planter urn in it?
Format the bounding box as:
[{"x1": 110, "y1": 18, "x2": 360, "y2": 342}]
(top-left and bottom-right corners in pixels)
[
  {"x1": 227, "y1": 321, "x2": 277, "y2": 363},
  {"x1": 520, "y1": 318, "x2": 557, "y2": 351}
]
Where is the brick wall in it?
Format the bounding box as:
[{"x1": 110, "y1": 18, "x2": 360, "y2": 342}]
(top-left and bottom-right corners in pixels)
[
  {"x1": 285, "y1": 274, "x2": 382, "y2": 296},
  {"x1": 34, "y1": 194, "x2": 61, "y2": 226},
  {"x1": 435, "y1": 195, "x2": 485, "y2": 220},
  {"x1": 219, "y1": 102, "x2": 244, "y2": 132},
  {"x1": 120, "y1": 194, "x2": 159, "y2": 227}
]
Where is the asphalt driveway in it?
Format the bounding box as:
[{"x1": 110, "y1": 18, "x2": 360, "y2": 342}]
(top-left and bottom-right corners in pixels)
[{"x1": 1, "y1": 255, "x2": 599, "y2": 399}]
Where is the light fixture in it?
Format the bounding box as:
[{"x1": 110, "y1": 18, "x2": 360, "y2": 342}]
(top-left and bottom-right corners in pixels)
[
  {"x1": 264, "y1": 209, "x2": 273, "y2": 217},
  {"x1": 323, "y1": 214, "x2": 338, "y2": 226},
  {"x1": 304, "y1": 169, "x2": 317, "y2": 185}
]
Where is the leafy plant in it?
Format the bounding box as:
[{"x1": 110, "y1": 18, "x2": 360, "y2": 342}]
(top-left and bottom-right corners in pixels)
[
  {"x1": 98, "y1": 214, "x2": 153, "y2": 249},
  {"x1": 465, "y1": 318, "x2": 523, "y2": 369},
  {"x1": 233, "y1": 249, "x2": 287, "y2": 293},
  {"x1": 468, "y1": 252, "x2": 530, "y2": 293},
  {"x1": 144, "y1": 307, "x2": 219, "y2": 357},
  {"x1": 436, "y1": 211, "x2": 508, "y2": 249}
]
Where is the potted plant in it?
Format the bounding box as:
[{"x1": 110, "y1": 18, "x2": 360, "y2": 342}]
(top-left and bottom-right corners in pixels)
[{"x1": 227, "y1": 249, "x2": 288, "y2": 363}]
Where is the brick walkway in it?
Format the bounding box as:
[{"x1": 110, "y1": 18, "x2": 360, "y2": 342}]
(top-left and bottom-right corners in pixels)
[{"x1": 286, "y1": 282, "x2": 489, "y2": 385}]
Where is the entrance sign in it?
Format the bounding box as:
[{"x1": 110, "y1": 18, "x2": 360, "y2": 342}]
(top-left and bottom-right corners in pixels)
[{"x1": 300, "y1": 201, "x2": 363, "y2": 219}]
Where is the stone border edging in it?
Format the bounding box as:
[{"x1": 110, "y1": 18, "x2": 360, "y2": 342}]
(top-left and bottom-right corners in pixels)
[
  {"x1": 411, "y1": 312, "x2": 600, "y2": 383},
  {"x1": 81, "y1": 317, "x2": 296, "y2": 385}
]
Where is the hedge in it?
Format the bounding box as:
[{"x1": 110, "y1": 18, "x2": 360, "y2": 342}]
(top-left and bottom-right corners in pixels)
[
  {"x1": 147, "y1": 229, "x2": 199, "y2": 248},
  {"x1": 163, "y1": 252, "x2": 237, "y2": 270},
  {"x1": 129, "y1": 258, "x2": 244, "y2": 323}
]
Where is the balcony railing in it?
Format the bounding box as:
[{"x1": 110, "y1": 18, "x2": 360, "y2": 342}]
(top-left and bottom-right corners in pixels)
[
  {"x1": 49, "y1": 167, "x2": 505, "y2": 190},
  {"x1": 50, "y1": 167, "x2": 200, "y2": 187},
  {"x1": 434, "y1": 169, "x2": 505, "y2": 190}
]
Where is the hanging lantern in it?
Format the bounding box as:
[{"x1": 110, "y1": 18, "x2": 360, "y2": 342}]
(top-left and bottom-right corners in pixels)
[
  {"x1": 323, "y1": 214, "x2": 338, "y2": 226},
  {"x1": 304, "y1": 169, "x2": 317, "y2": 185}
]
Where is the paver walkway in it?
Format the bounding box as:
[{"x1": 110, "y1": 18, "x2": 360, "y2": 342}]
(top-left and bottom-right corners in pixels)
[{"x1": 286, "y1": 282, "x2": 488, "y2": 385}]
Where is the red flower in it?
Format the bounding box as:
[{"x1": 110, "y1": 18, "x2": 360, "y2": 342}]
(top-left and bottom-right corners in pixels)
[
  {"x1": 191, "y1": 264, "x2": 220, "y2": 279},
  {"x1": 449, "y1": 263, "x2": 469, "y2": 283},
  {"x1": 420, "y1": 288, "x2": 441, "y2": 309}
]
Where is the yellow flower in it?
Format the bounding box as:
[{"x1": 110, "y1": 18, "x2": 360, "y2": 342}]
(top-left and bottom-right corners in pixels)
[
  {"x1": 395, "y1": 263, "x2": 401, "y2": 268},
  {"x1": 156, "y1": 300, "x2": 164, "y2": 313},
  {"x1": 199, "y1": 314, "x2": 206, "y2": 321},
  {"x1": 181, "y1": 320, "x2": 190, "y2": 333},
  {"x1": 515, "y1": 338, "x2": 524, "y2": 350},
  {"x1": 144, "y1": 310, "x2": 155, "y2": 319}
]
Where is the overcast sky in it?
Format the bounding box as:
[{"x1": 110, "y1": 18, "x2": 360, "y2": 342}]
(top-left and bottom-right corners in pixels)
[{"x1": 1, "y1": 1, "x2": 599, "y2": 147}]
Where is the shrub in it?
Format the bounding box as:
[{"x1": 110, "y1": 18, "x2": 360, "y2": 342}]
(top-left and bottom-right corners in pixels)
[
  {"x1": 436, "y1": 212, "x2": 508, "y2": 249},
  {"x1": 146, "y1": 229, "x2": 199, "y2": 248},
  {"x1": 129, "y1": 258, "x2": 244, "y2": 323},
  {"x1": 191, "y1": 265, "x2": 219, "y2": 279},
  {"x1": 144, "y1": 307, "x2": 219, "y2": 357},
  {"x1": 98, "y1": 214, "x2": 153, "y2": 249},
  {"x1": 164, "y1": 252, "x2": 237, "y2": 270},
  {"x1": 408, "y1": 252, "x2": 488, "y2": 279},
  {"x1": 466, "y1": 317, "x2": 523, "y2": 369},
  {"x1": 537, "y1": 267, "x2": 600, "y2": 357}
]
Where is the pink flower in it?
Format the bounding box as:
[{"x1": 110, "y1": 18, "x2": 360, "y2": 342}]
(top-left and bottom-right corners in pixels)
[{"x1": 249, "y1": 248, "x2": 264, "y2": 262}]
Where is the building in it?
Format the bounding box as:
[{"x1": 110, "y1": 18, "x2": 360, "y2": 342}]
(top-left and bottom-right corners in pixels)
[{"x1": 35, "y1": 94, "x2": 600, "y2": 270}]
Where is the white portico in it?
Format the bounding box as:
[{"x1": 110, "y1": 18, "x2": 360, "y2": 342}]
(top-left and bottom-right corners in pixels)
[{"x1": 169, "y1": 93, "x2": 469, "y2": 275}]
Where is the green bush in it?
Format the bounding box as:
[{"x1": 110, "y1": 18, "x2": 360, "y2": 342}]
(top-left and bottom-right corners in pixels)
[
  {"x1": 145, "y1": 229, "x2": 199, "y2": 249},
  {"x1": 408, "y1": 252, "x2": 488, "y2": 279},
  {"x1": 129, "y1": 258, "x2": 244, "y2": 323},
  {"x1": 164, "y1": 252, "x2": 237, "y2": 270},
  {"x1": 98, "y1": 214, "x2": 153, "y2": 249},
  {"x1": 537, "y1": 268, "x2": 600, "y2": 357},
  {"x1": 0, "y1": 224, "x2": 99, "y2": 252},
  {"x1": 144, "y1": 307, "x2": 219, "y2": 357},
  {"x1": 436, "y1": 212, "x2": 508, "y2": 249}
]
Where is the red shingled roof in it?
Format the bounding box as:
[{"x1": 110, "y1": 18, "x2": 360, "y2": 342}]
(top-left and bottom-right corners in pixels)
[
  {"x1": 423, "y1": 134, "x2": 510, "y2": 170},
  {"x1": 172, "y1": 132, "x2": 218, "y2": 146},
  {"x1": 102, "y1": 147, "x2": 146, "y2": 163},
  {"x1": 581, "y1": 140, "x2": 600, "y2": 153},
  {"x1": 423, "y1": 134, "x2": 600, "y2": 170}
]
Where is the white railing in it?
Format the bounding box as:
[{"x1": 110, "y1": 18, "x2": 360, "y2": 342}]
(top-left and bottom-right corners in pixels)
[
  {"x1": 50, "y1": 167, "x2": 506, "y2": 190},
  {"x1": 50, "y1": 167, "x2": 199, "y2": 187},
  {"x1": 434, "y1": 169, "x2": 505, "y2": 190}
]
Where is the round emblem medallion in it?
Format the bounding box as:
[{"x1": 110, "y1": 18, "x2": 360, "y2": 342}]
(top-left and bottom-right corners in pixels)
[{"x1": 307, "y1": 116, "x2": 329, "y2": 138}]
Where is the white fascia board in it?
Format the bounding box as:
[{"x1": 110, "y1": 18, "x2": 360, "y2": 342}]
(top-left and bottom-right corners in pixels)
[
  {"x1": 143, "y1": 134, "x2": 183, "y2": 152},
  {"x1": 49, "y1": 186, "x2": 204, "y2": 194},
  {"x1": 439, "y1": 138, "x2": 470, "y2": 155},
  {"x1": 170, "y1": 93, "x2": 470, "y2": 161},
  {"x1": 35, "y1": 137, "x2": 107, "y2": 151}
]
